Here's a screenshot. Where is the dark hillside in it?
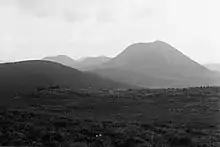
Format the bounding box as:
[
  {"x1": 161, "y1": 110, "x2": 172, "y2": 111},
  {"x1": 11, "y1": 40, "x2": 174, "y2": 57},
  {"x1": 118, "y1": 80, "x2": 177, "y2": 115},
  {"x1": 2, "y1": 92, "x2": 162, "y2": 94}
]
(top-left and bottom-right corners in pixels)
[{"x1": 0, "y1": 60, "x2": 128, "y2": 101}]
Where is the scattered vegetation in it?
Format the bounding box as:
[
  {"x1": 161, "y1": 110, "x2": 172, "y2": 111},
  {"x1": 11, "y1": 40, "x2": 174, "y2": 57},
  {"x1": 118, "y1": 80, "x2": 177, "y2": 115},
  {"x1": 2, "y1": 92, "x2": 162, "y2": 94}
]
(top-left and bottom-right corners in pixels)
[{"x1": 0, "y1": 86, "x2": 220, "y2": 146}]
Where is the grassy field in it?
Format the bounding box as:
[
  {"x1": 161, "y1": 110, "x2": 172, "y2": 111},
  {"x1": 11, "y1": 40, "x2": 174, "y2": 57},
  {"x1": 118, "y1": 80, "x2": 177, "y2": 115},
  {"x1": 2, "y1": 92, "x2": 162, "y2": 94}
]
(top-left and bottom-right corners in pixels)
[{"x1": 0, "y1": 86, "x2": 220, "y2": 146}]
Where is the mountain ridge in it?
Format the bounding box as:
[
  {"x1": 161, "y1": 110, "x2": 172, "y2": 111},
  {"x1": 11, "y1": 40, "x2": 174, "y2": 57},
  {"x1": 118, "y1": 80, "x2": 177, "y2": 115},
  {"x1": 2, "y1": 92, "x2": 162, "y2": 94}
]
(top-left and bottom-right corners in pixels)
[
  {"x1": 204, "y1": 63, "x2": 220, "y2": 72},
  {"x1": 40, "y1": 40, "x2": 219, "y2": 88},
  {"x1": 91, "y1": 41, "x2": 218, "y2": 88},
  {"x1": 104, "y1": 41, "x2": 208, "y2": 76},
  {"x1": 0, "y1": 60, "x2": 130, "y2": 101},
  {"x1": 42, "y1": 55, "x2": 77, "y2": 67},
  {"x1": 42, "y1": 55, "x2": 111, "y2": 71}
]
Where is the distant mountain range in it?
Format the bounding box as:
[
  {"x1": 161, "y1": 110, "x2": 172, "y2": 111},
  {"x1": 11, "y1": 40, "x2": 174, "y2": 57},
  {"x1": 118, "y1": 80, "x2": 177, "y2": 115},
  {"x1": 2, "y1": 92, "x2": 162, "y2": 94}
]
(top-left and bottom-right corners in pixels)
[
  {"x1": 42, "y1": 55, "x2": 78, "y2": 67},
  {"x1": 101, "y1": 41, "x2": 209, "y2": 76},
  {"x1": 42, "y1": 40, "x2": 220, "y2": 88},
  {"x1": 0, "y1": 60, "x2": 129, "y2": 101},
  {"x1": 42, "y1": 55, "x2": 111, "y2": 71},
  {"x1": 0, "y1": 40, "x2": 219, "y2": 102},
  {"x1": 92, "y1": 41, "x2": 219, "y2": 88},
  {"x1": 204, "y1": 63, "x2": 220, "y2": 72},
  {"x1": 78, "y1": 56, "x2": 111, "y2": 70}
]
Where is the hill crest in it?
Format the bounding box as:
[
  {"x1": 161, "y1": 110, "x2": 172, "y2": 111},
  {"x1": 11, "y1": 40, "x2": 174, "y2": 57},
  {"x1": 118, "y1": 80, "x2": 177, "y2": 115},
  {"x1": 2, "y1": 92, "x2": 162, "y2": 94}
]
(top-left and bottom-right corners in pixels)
[
  {"x1": 92, "y1": 41, "x2": 217, "y2": 88},
  {"x1": 0, "y1": 60, "x2": 129, "y2": 100}
]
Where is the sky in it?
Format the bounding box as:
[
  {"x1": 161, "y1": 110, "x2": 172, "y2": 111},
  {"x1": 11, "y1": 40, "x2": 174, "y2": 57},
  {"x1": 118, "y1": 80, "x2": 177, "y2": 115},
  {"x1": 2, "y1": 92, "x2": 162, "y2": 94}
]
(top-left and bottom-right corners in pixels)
[{"x1": 0, "y1": 0, "x2": 219, "y2": 64}]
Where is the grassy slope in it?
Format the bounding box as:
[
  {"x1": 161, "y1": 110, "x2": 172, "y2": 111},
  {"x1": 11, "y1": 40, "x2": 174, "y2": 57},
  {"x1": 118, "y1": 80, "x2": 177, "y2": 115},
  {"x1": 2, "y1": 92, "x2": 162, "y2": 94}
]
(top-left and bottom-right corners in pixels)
[
  {"x1": 1, "y1": 87, "x2": 220, "y2": 146},
  {"x1": 0, "y1": 60, "x2": 129, "y2": 101}
]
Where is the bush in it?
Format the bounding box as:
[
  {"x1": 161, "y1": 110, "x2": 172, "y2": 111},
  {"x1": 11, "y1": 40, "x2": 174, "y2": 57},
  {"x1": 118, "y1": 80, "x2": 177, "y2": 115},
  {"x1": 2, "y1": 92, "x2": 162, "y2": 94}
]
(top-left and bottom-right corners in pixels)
[{"x1": 169, "y1": 135, "x2": 194, "y2": 147}]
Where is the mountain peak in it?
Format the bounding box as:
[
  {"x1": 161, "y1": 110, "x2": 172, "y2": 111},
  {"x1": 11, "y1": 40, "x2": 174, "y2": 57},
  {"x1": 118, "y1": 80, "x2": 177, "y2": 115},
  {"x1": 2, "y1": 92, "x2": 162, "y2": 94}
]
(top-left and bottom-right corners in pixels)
[
  {"x1": 93, "y1": 41, "x2": 215, "y2": 88},
  {"x1": 78, "y1": 55, "x2": 111, "y2": 62},
  {"x1": 114, "y1": 41, "x2": 179, "y2": 63},
  {"x1": 124, "y1": 40, "x2": 176, "y2": 53},
  {"x1": 56, "y1": 55, "x2": 73, "y2": 58},
  {"x1": 104, "y1": 41, "x2": 209, "y2": 78},
  {"x1": 131, "y1": 40, "x2": 169, "y2": 45},
  {"x1": 151, "y1": 40, "x2": 174, "y2": 47},
  {"x1": 153, "y1": 40, "x2": 167, "y2": 43},
  {"x1": 42, "y1": 55, "x2": 76, "y2": 66},
  {"x1": 44, "y1": 55, "x2": 74, "y2": 61}
]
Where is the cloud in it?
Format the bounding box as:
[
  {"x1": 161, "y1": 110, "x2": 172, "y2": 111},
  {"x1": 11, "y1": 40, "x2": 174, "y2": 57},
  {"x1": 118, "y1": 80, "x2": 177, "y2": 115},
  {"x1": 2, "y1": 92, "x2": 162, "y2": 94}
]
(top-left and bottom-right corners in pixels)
[
  {"x1": 15, "y1": 0, "x2": 109, "y2": 22},
  {"x1": 14, "y1": 0, "x2": 156, "y2": 23}
]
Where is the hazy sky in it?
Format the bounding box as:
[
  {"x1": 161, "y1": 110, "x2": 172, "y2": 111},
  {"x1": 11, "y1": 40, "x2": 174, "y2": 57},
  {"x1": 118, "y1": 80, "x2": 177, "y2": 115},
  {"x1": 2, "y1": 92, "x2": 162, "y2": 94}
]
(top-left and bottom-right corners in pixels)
[{"x1": 0, "y1": 0, "x2": 219, "y2": 63}]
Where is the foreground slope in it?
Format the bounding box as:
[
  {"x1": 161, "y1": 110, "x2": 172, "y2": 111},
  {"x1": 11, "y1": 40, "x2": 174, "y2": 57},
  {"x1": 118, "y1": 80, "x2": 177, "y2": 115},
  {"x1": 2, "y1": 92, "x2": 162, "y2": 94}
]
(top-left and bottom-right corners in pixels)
[
  {"x1": 0, "y1": 60, "x2": 128, "y2": 100},
  {"x1": 92, "y1": 41, "x2": 218, "y2": 88}
]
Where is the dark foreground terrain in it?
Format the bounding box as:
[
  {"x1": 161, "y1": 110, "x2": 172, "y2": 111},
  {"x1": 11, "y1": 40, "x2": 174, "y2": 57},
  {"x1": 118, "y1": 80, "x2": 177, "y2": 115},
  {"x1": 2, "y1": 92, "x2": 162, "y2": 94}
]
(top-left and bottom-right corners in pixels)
[{"x1": 0, "y1": 86, "x2": 220, "y2": 146}]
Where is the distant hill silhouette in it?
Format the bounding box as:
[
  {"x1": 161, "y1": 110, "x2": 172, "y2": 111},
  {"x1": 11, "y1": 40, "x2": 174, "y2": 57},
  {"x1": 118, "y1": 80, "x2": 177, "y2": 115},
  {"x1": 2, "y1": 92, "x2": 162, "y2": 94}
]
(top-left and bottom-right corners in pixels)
[
  {"x1": 42, "y1": 55, "x2": 78, "y2": 67},
  {"x1": 79, "y1": 56, "x2": 110, "y2": 65},
  {"x1": 77, "y1": 56, "x2": 111, "y2": 71},
  {"x1": 42, "y1": 55, "x2": 111, "y2": 71},
  {"x1": 92, "y1": 41, "x2": 218, "y2": 88},
  {"x1": 204, "y1": 63, "x2": 220, "y2": 72},
  {"x1": 0, "y1": 60, "x2": 129, "y2": 101}
]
